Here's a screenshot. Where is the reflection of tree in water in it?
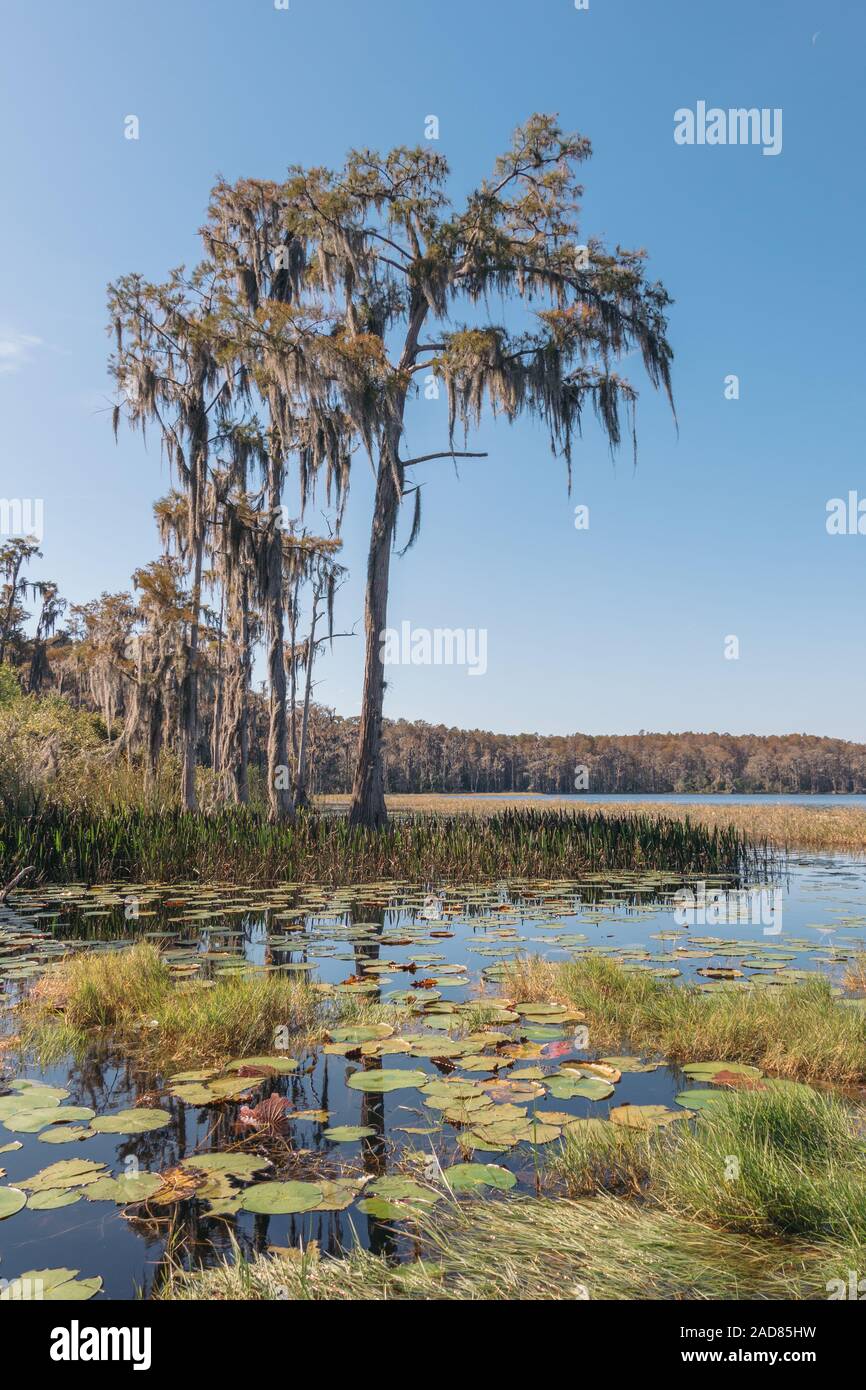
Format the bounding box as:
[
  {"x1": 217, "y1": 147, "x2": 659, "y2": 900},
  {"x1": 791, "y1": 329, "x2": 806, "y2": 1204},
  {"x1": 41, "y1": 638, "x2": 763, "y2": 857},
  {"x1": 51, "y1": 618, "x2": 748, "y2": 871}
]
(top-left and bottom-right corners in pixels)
[{"x1": 346, "y1": 904, "x2": 395, "y2": 1259}]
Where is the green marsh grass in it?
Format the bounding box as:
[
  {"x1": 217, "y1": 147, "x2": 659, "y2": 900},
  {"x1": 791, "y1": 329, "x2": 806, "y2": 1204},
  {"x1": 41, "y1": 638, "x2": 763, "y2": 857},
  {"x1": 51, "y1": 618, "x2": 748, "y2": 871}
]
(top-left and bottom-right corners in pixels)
[
  {"x1": 652, "y1": 1085, "x2": 866, "y2": 1244},
  {"x1": 20, "y1": 941, "x2": 324, "y2": 1068},
  {"x1": 0, "y1": 801, "x2": 756, "y2": 884},
  {"x1": 500, "y1": 954, "x2": 866, "y2": 1084}
]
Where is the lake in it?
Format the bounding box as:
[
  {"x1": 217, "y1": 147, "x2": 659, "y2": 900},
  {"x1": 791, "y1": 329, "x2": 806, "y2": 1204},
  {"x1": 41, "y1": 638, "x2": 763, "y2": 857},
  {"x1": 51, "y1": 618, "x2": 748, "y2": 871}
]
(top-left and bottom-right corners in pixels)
[{"x1": 1, "y1": 852, "x2": 865, "y2": 1299}]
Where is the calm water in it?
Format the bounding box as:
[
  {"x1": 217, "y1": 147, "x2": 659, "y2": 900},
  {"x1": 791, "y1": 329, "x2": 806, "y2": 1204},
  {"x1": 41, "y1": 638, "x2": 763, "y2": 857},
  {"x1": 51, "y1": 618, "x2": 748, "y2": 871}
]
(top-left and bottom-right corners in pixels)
[
  {"x1": 1, "y1": 854, "x2": 865, "y2": 1299},
  {"x1": 466, "y1": 793, "x2": 866, "y2": 806}
]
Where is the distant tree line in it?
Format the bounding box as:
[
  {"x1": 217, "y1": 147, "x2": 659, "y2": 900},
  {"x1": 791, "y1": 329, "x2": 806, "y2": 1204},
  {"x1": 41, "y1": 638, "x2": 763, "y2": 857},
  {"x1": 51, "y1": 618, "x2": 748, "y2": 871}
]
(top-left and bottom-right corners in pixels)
[{"x1": 285, "y1": 718, "x2": 866, "y2": 797}]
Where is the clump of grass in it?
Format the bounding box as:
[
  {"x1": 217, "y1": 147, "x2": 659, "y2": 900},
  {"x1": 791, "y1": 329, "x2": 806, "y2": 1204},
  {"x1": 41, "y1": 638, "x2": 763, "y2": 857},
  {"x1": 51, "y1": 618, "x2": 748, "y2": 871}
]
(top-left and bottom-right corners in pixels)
[
  {"x1": 548, "y1": 1121, "x2": 652, "y2": 1197},
  {"x1": 653, "y1": 1085, "x2": 866, "y2": 1244},
  {"x1": 843, "y1": 954, "x2": 866, "y2": 993},
  {"x1": 29, "y1": 941, "x2": 172, "y2": 1028},
  {"x1": 157, "y1": 1195, "x2": 835, "y2": 1301},
  {"x1": 499, "y1": 954, "x2": 866, "y2": 1084},
  {"x1": 0, "y1": 802, "x2": 754, "y2": 884},
  {"x1": 19, "y1": 941, "x2": 323, "y2": 1068}
]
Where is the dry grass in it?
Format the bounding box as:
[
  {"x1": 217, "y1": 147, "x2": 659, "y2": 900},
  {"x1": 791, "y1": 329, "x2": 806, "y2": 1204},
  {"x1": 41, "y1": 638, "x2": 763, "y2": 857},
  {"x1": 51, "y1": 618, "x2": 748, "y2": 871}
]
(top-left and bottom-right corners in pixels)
[
  {"x1": 842, "y1": 955, "x2": 866, "y2": 993},
  {"x1": 157, "y1": 1193, "x2": 843, "y2": 1301}
]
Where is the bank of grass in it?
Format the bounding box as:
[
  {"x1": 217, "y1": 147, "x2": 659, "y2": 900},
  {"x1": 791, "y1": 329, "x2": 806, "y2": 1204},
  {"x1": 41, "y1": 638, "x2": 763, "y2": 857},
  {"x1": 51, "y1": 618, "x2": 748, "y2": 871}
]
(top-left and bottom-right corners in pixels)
[
  {"x1": 499, "y1": 954, "x2": 866, "y2": 1084},
  {"x1": 328, "y1": 793, "x2": 866, "y2": 852},
  {"x1": 0, "y1": 801, "x2": 755, "y2": 884},
  {"x1": 652, "y1": 1085, "x2": 866, "y2": 1243},
  {"x1": 157, "y1": 1191, "x2": 845, "y2": 1301},
  {"x1": 18, "y1": 941, "x2": 324, "y2": 1068},
  {"x1": 551, "y1": 1086, "x2": 866, "y2": 1241}
]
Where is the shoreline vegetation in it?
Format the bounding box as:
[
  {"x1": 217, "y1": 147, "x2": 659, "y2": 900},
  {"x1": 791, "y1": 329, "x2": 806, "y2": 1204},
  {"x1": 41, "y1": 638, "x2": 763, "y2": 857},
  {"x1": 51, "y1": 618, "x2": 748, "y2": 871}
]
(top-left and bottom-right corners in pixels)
[
  {"x1": 325, "y1": 794, "x2": 866, "y2": 854},
  {"x1": 156, "y1": 1076, "x2": 866, "y2": 1303},
  {"x1": 0, "y1": 804, "x2": 757, "y2": 885},
  {"x1": 6, "y1": 879, "x2": 866, "y2": 1303}
]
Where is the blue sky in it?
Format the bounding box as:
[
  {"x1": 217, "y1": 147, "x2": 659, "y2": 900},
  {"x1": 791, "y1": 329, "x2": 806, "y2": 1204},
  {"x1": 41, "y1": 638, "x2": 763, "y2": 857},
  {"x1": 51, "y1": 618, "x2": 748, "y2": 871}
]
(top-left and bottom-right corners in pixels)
[{"x1": 1, "y1": 0, "x2": 864, "y2": 739}]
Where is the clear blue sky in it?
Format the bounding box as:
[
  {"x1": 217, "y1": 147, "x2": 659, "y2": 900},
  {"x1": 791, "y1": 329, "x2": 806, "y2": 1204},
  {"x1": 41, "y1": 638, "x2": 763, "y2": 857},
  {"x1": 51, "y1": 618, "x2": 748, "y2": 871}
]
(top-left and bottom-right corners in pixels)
[{"x1": 2, "y1": 0, "x2": 864, "y2": 739}]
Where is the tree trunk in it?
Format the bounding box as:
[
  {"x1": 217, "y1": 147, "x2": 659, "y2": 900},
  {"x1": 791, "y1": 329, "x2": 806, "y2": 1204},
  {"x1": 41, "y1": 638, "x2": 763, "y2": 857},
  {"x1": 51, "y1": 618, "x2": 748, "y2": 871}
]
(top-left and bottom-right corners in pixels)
[
  {"x1": 180, "y1": 531, "x2": 203, "y2": 811},
  {"x1": 349, "y1": 457, "x2": 399, "y2": 828},
  {"x1": 264, "y1": 523, "x2": 294, "y2": 823},
  {"x1": 294, "y1": 599, "x2": 318, "y2": 810}
]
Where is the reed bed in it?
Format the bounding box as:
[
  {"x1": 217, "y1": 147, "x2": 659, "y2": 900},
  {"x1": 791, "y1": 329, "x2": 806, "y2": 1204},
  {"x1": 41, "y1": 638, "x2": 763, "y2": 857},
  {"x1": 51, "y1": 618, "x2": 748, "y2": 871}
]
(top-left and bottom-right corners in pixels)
[
  {"x1": 328, "y1": 794, "x2": 866, "y2": 852},
  {"x1": 0, "y1": 802, "x2": 756, "y2": 885}
]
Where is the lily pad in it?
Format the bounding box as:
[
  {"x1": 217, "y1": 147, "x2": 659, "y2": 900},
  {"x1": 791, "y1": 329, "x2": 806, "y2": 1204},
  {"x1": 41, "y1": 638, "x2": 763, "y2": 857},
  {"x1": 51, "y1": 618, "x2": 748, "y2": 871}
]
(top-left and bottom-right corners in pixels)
[
  {"x1": 241, "y1": 1181, "x2": 324, "y2": 1215},
  {"x1": 90, "y1": 1108, "x2": 171, "y2": 1134},
  {"x1": 0, "y1": 1186, "x2": 26, "y2": 1219},
  {"x1": 675, "y1": 1089, "x2": 726, "y2": 1111},
  {"x1": 322, "y1": 1125, "x2": 376, "y2": 1142},
  {"x1": 610, "y1": 1105, "x2": 687, "y2": 1130},
  {"x1": 346, "y1": 1068, "x2": 428, "y2": 1093},
  {"x1": 0, "y1": 1267, "x2": 102, "y2": 1301},
  {"x1": 443, "y1": 1162, "x2": 516, "y2": 1192}
]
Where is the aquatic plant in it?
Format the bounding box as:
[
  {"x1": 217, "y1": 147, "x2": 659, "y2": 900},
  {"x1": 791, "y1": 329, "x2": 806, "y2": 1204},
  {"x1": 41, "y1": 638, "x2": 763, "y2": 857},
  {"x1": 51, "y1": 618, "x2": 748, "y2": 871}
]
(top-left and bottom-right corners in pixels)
[
  {"x1": 0, "y1": 803, "x2": 754, "y2": 885},
  {"x1": 499, "y1": 954, "x2": 866, "y2": 1084}
]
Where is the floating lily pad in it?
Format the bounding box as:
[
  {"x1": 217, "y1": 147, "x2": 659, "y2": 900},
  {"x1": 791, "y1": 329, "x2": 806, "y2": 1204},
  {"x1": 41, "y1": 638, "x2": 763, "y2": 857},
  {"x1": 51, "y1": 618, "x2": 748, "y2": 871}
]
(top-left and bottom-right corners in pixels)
[
  {"x1": 610, "y1": 1105, "x2": 687, "y2": 1130},
  {"x1": 546, "y1": 1074, "x2": 614, "y2": 1102},
  {"x1": 0, "y1": 1267, "x2": 102, "y2": 1301},
  {"x1": 27, "y1": 1188, "x2": 83, "y2": 1210},
  {"x1": 38, "y1": 1126, "x2": 97, "y2": 1144},
  {"x1": 346, "y1": 1068, "x2": 428, "y2": 1093},
  {"x1": 443, "y1": 1162, "x2": 516, "y2": 1192},
  {"x1": 83, "y1": 1173, "x2": 163, "y2": 1204},
  {"x1": 225, "y1": 1055, "x2": 299, "y2": 1074},
  {"x1": 4, "y1": 1105, "x2": 95, "y2": 1134},
  {"x1": 675, "y1": 1089, "x2": 726, "y2": 1111},
  {"x1": 322, "y1": 1125, "x2": 376, "y2": 1142},
  {"x1": 241, "y1": 1181, "x2": 324, "y2": 1215},
  {"x1": 0, "y1": 1186, "x2": 26, "y2": 1219},
  {"x1": 22, "y1": 1159, "x2": 109, "y2": 1192},
  {"x1": 90, "y1": 1108, "x2": 171, "y2": 1134}
]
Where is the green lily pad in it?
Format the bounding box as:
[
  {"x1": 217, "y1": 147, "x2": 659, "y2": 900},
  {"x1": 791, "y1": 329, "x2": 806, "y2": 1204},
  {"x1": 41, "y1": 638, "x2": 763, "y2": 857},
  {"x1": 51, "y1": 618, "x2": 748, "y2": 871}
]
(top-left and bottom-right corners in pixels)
[
  {"x1": 179, "y1": 1152, "x2": 272, "y2": 1181},
  {"x1": 357, "y1": 1197, "x2": 413, "y2": 1220},
  {"x1": 38, "y1": 1126, "x2": 97, "y2": 1144},
  {"x1": 443, "y1": 1162, "x2": 517, "y2": 1192},
  {"x1": 346, "y1": 1068, "x2": 428, "y2": 1093},
  {"x1": 82, "y1": 1173, "x2": 163, "y2": 1204},
  {"x1": 0, "y1": 1267, "x2": 102, "y2": 1301},
  {"x1": 22, "y1": 1159, "x2": 109, "y2": 1192},
  {"x1": 90, "y1": 1108, "x2": 171, "y2": 1134},
  {"x1": 225, "y1": 1055, "x2": 299, "y2": 1074},
  {"x1": 327, "y1": 1025, "x2": 394, "y2": 1044},
  {"x1": 241, "y1": 1181, "x2": 324, "y2": 1215},
  {"x1": 610, "y1": 1105, "x2": 687, "y2": 1130},
  {"x1": 546, "y1": 1074, "x2": 614, "y2": 1102},
  {"x1": 0, "y1": 1186, "x2": 26, "y2": 1219},
  {"x1": 322, "y1": 1125, "x2": 376, "y2": 1142},
  {"x1": 27, "y1": 1188, "x2": 83, "y2": 1210},
  {"x1": 4, "y1": 1105, "x2": 95, "y2": 1134},
  {"x1": 682, "y1": 1061, "x2": 763, "y2": 1080},
  {"x1": 675, "y1": 1089, "x2": 726, "y2": 1111}
]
